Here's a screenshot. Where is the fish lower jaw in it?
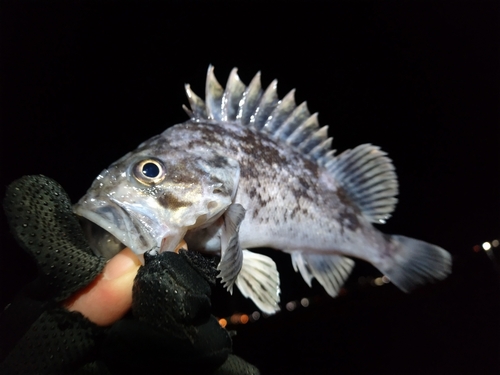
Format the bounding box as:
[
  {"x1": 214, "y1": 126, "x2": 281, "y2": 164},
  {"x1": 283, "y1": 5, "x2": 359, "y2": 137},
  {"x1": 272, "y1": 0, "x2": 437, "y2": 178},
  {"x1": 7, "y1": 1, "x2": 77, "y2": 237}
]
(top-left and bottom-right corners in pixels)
[
  {"x1": 135, "y1": 239, "x2": 188, "y2": 265},
  {"x1": 77, "y1": 214, "x2": 188, "y2": 261},
  {"x1": 173, "y1": 239, "x2": 188, "y2": 253},
  {"x1": 152, "y1": 238, "x2": 189, "y2": 254}
]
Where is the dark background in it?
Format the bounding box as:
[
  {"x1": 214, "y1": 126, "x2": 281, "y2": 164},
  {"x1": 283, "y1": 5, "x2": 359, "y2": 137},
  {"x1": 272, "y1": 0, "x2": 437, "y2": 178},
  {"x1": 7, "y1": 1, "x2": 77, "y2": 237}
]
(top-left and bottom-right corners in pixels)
[{"x1": 1, "y1": 1, "x2": 499, "y2": 374}]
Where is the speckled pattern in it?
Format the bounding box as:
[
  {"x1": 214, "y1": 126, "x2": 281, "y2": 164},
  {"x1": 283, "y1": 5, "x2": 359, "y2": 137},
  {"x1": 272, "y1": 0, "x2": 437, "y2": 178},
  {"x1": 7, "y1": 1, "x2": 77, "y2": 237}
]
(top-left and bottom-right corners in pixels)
[{"x1": 73, "y1": 68, "x2": 451, "y2": 309}]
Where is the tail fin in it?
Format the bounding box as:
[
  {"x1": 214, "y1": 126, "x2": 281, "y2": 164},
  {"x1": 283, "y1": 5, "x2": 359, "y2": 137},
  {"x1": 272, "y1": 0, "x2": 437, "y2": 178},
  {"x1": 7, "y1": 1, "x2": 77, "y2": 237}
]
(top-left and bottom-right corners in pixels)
[{"x1": 382, "y1": 235, "x2": 452, "y2": 292}]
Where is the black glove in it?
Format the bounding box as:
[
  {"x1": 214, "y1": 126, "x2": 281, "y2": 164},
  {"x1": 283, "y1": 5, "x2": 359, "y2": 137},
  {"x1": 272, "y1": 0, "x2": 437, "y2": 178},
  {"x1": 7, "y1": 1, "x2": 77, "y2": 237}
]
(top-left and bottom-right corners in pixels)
[
  {"x1": 103, "y1": 249, "x2": 255, "y2": 375},
  {"x1": 0, "y1": 175, "x2": 259, "y2": 374}
]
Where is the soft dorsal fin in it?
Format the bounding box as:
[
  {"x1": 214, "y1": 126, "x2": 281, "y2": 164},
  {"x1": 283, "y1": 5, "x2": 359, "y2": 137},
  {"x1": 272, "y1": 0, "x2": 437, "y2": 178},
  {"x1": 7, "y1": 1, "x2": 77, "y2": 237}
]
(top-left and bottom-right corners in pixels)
[
  {"x1": 184, "y1": 66, "x2": 399, "y2": 223},
  {"x1": 326, "y1": 144, "x2": 399, "y2": 223}
]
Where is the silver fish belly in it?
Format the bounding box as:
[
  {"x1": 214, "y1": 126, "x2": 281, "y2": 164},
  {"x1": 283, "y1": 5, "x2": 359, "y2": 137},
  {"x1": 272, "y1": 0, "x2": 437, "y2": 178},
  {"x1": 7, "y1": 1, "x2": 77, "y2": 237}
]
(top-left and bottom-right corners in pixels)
[{"x1": 74, "y1": 66, "x2": 452, "y2": 314}]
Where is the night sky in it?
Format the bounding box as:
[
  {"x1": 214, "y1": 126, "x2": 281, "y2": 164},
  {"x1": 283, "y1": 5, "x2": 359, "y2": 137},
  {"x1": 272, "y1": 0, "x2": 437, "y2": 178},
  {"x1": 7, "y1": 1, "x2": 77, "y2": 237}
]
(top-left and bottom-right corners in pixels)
[{"x1": 1, "y1": 1, "x2": 499, "y2": 374}]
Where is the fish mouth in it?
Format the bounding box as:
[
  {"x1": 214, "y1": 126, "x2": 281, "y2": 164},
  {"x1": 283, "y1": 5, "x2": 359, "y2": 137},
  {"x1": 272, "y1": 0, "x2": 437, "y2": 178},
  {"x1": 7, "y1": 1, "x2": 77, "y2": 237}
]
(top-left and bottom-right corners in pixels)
[
  {"x1": 74, "y1": 199, "x2": 156, "y2": 260},
  {"x1": 74, "y1": 200, "x2": 187, "y2": 260},
  {"x1": 78, "y1": 216, "x2": 127, "y2": 260},
  {"x1": 78, "y1": 217, "x2": 188, "y2": 261}
]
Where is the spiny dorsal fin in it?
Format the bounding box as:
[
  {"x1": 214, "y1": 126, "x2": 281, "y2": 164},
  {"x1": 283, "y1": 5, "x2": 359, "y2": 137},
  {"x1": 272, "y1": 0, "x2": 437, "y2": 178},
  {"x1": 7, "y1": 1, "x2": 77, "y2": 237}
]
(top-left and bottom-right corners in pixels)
[
  {"x1": 184, "y1": 67, "x2": 399, "y2": 222},
  {"x1": 184, "y1": 65, "x2": 332, "y2": 163}
]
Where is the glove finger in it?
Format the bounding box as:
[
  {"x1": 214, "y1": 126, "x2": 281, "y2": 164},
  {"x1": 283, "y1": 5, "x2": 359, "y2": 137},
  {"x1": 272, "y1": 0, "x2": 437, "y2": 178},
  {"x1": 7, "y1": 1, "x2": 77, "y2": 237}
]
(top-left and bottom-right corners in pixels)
[
  {"x1": 132, "y1": 251, "x2": 213, "y2": 329},
  {"x1": 213, "y1": 354, "x2": 261, "y2": 375},
  {"x1": 0, "y1": 308, "x2": 105, "y2": 374},
  {"x1": 130, "y1": 251, "x2": 233, "y2": 372},
  {"x1": 3, "y1": 175, "x2": 106, "y2": 301}
]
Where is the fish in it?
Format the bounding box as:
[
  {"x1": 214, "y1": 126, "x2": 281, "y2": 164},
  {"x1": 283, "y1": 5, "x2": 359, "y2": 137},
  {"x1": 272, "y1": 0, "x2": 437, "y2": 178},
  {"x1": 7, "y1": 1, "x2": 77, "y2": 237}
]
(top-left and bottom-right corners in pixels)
[{"x1": 73, "y1": 66, "x2": 452, "y2": 314}]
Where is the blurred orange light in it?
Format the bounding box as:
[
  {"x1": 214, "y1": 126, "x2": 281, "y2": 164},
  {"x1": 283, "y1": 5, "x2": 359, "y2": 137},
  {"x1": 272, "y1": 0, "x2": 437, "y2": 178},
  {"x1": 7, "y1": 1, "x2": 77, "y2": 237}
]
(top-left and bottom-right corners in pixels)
[
  {"x1": 230, "y1": 314, "x2": 240, "y2": 324},
  {"x1": 473, "y1": 245, "x2": 481, "y2": 253},
  {"x1": 240, "y1": 314, "x2": 249, "y2": 324},
  {"x1": 219, "y1": 318, "x2": 227, "y2": 328}
]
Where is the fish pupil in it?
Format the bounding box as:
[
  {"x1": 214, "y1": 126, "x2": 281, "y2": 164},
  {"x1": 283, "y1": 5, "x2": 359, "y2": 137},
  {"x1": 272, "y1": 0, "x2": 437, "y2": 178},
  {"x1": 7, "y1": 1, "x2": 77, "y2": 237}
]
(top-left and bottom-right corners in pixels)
[{"x1": 142, "y1": 162, "x2": 160, "y2": 178}]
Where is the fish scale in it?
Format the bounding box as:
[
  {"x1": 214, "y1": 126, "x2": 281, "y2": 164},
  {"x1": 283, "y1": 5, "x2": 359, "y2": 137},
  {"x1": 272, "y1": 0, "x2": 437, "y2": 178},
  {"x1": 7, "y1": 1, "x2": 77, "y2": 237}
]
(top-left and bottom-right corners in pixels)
[
  {"x1": 74, "y1": 66, "x2": 452, "y2": 314},
  {"x1": 166, "y1": 121, "x2": 363, "y2": 253}
]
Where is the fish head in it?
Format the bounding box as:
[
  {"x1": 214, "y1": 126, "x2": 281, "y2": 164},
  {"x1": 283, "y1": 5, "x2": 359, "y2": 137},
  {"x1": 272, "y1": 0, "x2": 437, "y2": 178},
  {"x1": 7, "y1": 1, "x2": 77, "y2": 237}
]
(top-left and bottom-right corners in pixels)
[{"x1": 74, "y1": 134, "x2": 240, "y2": 259}]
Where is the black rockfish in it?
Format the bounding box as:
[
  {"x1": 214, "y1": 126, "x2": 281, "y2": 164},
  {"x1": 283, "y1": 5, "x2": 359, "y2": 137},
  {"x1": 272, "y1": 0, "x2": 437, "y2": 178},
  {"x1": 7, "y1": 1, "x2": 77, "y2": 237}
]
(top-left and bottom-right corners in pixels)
[{"x1": 74, "y1": 66, "x2": 452, "y2": 314}]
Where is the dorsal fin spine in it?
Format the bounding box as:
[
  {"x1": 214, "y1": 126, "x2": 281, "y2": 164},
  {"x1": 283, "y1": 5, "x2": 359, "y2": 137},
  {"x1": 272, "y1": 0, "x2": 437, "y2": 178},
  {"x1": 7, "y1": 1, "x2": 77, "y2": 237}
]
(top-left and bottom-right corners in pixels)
[
  {"x1": 252, "y1": 79, "x2": 279, "y2": 130},
  {"x1": 238, "y1": 71, "x2": 263, "y2": 124},
  {"x1": 185, "y1": 84, "x2": 207, "y2": 119},
  {"x1": 275, "y1": 101, "x2": 311, "y2": 140},
  {"x1": 286, "y1": 112, "x2": 319, "y2": 146},
  {"x1": 298, "y1": 126, "x2": 329, "y2": 154},
  {"x1": 222, "y1": 68, "x2": 246, "y2": 122},
  {"x1": 205, "y1": 66, "x2": 224, "y2": 120},
  {"x1": 262, "y1": 89, "x2": 297, "y2": 134},
  {"x1": 309, "y1": 137, "x2": 333, "y2": 160}
]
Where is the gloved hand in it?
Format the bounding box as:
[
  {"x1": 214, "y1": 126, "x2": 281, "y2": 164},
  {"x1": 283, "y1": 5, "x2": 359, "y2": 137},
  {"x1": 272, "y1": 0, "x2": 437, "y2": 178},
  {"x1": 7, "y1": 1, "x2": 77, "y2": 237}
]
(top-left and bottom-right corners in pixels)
[{"x1": 0, "y1": 175, "x2": 259, "y2": 374}]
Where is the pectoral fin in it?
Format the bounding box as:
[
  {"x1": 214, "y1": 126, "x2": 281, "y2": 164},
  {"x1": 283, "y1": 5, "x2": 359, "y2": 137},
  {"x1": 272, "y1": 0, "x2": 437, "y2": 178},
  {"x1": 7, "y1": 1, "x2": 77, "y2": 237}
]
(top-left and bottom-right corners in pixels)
[
  {"x1": 217, "y1": 203, "x2": 245, "y2": 293},
  {"x1": 235, "y1": 250, "x2": 281, "y2": 314},
  {"x1": 291, "y1": 252, "x2": 355, "y2": 297}
]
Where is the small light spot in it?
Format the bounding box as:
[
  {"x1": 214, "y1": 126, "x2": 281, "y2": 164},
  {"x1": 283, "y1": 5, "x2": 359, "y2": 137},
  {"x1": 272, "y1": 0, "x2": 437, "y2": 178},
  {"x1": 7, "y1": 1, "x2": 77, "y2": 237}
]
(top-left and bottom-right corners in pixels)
[
  {"x1": 382, "y1": 276, "x2": 390, "y2": 284},
  {"x1": 240, "y1": 314, "x2": 249, "y2": 324},
  {"x1": 251, "y1": 311, "x2": 260, "y2": 321},
  {"x1": 473, "y1": 245, "x2": 481, "y2": 253},
  {"x1": 286, "y1": 301, "x2": 297, "y2": 311},
  {"x1": 482, "y1": 242, "x2": 491, "y2": 251},
  {"x1": 230, "y1": 314, "x2": 240, "y2": 324},
  {"x1": 374, "y1": 277, "x2": 384, "y2": 286},
  {"x1": 218, "y1": 319, "x2": 227, "y2": 328},
  {"x1": 300, "y1": 298, "x2": 309, "y2": 307},
  {"x1": 492, "y1": 239, "x2": 499, "y2": 248}
]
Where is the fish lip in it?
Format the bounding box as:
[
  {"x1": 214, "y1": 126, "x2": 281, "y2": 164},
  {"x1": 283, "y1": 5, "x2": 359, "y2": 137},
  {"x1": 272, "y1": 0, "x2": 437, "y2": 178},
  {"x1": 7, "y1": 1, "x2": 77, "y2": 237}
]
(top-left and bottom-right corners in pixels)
[{"x1": 74, "y1": 199, "x2": 156, "y2": 259}]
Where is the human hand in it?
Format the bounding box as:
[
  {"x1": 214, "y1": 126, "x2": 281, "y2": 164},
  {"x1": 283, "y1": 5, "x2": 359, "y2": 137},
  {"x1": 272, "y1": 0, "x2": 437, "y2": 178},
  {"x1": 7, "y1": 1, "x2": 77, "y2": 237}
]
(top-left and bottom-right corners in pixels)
[
  {"x1": 63, "y1": 247, "x2": 140, "y2": 326},
  {"x1": 1, "y1": 175, "x2": 259, "y2": 374},
  {"x1": 63, "y1": 240, "x2": 187, "y2": 326}
]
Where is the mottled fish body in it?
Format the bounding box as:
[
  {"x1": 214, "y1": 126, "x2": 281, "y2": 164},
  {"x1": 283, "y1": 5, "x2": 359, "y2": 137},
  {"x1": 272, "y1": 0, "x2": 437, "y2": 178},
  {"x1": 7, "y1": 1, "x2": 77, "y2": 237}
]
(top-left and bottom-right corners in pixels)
[{"x1": 74, "y1": 67, "x2": 451, "y2": 314}]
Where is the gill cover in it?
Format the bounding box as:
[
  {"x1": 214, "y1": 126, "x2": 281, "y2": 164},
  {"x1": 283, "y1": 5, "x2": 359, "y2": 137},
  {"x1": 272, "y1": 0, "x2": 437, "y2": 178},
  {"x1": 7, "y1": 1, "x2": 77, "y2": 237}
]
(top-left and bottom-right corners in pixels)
[
  {"x1": 162, "y1": 152, "x2": 239, "y2": 218},
  {"x1": 128, "y1": 150, "x2": 241, "y2": 255}
]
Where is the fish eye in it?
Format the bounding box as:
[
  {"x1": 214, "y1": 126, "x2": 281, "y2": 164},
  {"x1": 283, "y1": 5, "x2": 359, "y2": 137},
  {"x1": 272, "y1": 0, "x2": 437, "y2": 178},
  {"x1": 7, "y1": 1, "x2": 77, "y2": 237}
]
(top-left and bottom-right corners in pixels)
[{"x1": 133, "y1": 159, "x2": 166, "y2": 185}]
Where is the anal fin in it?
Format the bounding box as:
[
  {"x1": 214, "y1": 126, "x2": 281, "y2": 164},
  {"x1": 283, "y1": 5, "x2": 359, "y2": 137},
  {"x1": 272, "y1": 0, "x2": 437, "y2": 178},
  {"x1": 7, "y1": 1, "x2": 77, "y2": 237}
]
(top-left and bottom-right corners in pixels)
[
  {"x1": 235, "y1": 250, "x2": 281, "y2": 314},
  {"x1": 291, "y1": 252, "x2": 355, "y2": 297}
]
